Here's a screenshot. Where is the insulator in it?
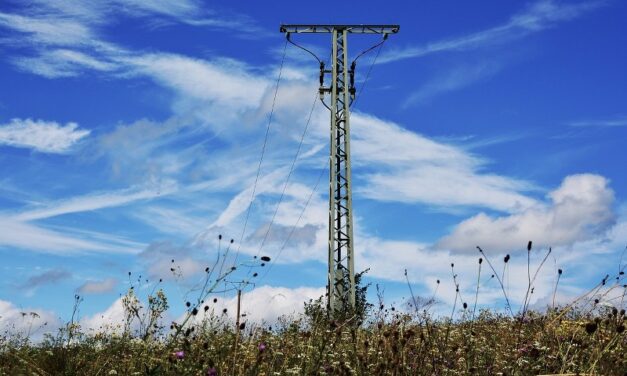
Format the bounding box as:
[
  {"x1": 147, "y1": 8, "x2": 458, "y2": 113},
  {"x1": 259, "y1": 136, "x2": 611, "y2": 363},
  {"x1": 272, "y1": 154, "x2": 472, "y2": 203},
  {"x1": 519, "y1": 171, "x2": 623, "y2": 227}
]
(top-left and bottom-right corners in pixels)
[
  {"x1": 319, "y1": 62, "x2": 325, "y2": 86},
  {"x1": 349, "y1": 61, "x2": 356, "y2": 88}
]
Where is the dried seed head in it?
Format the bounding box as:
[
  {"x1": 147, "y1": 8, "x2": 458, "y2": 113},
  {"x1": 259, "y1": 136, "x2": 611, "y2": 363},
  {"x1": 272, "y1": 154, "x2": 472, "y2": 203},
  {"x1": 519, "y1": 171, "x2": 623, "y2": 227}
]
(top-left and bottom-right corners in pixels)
[
  {"x1": 504, "y1": 254, "x2": 510, "y2": 263},
  {"x1": 527, "y1": 241, "x2": 532, "y2": 251},
  {"x1": 558, "y1": 269, "x2": 563, "y2": 275},
  {"x1": 478, "y1": 258, "x2": 483, "y2": 264},
  {"x1": 261, "y1": 256, "x2": 271, "y2": 262},
  {"x1": 585, "y1": 322, "x2": 598, "y2": 334}
]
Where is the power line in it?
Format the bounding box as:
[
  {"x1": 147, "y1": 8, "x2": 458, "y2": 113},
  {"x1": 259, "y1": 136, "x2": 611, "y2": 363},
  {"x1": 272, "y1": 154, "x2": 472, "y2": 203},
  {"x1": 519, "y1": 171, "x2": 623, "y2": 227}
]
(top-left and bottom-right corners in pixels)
[
  {"x1": 233, "y1": 38, "x2": 288, "y2": 265},
  {"x1": 352, "y1": 37, "x2": 387, "y2": 109},
  {"x1": 258, "y1": 161, "x2": 327, "y2": 282},
  {"x1": 253, "y1": 90, "x2": 319, "y2": 259},
  {"x1": 255, "y1": 38, "x2": 389, "y2": 287}
]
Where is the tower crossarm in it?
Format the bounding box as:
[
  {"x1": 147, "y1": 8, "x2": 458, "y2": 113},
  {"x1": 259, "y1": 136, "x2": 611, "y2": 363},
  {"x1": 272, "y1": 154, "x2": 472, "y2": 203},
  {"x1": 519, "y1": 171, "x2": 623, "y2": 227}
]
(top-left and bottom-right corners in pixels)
[{"x1": 280, "y1": 24, "x2": 399, "y2": 34}]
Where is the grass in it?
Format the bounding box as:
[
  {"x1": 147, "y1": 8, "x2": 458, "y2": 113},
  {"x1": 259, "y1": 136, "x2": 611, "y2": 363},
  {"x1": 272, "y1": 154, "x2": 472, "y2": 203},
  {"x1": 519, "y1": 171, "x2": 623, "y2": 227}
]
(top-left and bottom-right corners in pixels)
[{"x1": 1, "y1": 243, "x2": 625, "y2": 375}]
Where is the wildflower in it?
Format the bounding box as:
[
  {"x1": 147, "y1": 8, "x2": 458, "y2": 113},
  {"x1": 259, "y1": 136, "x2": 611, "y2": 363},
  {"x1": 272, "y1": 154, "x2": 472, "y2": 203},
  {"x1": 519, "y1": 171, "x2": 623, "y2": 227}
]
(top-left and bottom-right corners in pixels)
[
  {"x1": 258, "y1": 342, "x2": 267, "y2": 353},
  {"x1": 174, "y1": 350, "x2": 185, "y2": 360},
  {"x1": 206, "y1": 367, "x2": 218, "y2": 376}
]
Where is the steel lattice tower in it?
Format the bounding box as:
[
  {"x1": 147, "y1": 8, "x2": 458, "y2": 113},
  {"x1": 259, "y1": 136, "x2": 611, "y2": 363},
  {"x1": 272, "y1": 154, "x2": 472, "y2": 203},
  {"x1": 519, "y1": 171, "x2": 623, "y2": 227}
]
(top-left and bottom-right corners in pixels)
[{"x1": 280, "y1": 25, "x2": 399, "y2": 314}]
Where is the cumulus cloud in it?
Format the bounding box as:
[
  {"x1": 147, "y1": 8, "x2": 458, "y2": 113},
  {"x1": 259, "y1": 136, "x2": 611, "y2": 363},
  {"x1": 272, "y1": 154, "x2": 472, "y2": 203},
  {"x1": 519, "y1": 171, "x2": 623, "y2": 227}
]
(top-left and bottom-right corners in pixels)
[
  {"x1": 80, "y1": 297, "x2": 128, "y2": 334},
  {"x1": 0, "y1": 118, "x2": 90, "y2": 153},
  {"x1": 0, "y1": 299, "x2": 61, "y2": 340},
  {"x1": 77, "y1": 278, "x2": 117, "y2": 295},
  {"x1": 436, "y1": 174, "x2": 615, "y2": 253},
  {"x1": 188, "y1": 285, "x2": 325, "y2": 324}
]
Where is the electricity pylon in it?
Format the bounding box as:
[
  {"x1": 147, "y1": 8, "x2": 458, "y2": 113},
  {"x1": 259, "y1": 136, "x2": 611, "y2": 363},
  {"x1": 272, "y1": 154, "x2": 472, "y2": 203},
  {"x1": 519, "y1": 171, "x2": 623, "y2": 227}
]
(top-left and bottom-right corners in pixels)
[{"x1": 280, "y1": 25, "x2": 399, "y2": 314}]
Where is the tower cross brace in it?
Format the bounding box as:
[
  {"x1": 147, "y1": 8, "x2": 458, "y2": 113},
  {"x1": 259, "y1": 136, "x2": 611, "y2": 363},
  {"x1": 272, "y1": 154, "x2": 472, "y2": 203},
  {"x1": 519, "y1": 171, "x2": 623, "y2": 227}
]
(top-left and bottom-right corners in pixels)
[{"x1": 280, "y1": 24, "x2": 399, "y2": 314}]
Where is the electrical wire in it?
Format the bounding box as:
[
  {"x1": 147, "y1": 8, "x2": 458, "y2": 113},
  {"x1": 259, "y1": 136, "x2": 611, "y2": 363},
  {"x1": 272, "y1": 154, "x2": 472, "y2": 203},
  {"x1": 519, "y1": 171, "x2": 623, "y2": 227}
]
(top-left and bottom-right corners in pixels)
[
  {"x1": 253, "y1": 91, "x2": 319, "y2": 259},
  {"x1": 233, "y1": 38, "x2": 288, "y2": 265},
  {"x1": 351, "y1": 36, "x2": 387, "y2": 109},
  {"x1": 257, "y1": 162, "x2": 327, "y2": 282}
]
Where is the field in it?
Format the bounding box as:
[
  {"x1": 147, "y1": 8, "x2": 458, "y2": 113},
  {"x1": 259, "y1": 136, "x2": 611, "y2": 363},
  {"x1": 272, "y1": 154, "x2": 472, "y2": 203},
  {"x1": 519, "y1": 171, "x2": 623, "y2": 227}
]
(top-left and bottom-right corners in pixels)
[{"x1": 2, "y1": 255, "x2": 626, "y2": 376}]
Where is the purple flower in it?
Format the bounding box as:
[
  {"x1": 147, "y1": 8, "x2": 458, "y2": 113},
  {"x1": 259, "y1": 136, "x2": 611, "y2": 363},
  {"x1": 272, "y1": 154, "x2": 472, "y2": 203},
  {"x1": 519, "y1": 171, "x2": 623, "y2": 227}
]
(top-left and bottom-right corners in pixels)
[
  {"x1": 258, "y1": 342, "x2": 266, "y2": 353},
  {"x1": 206, "y1": 367, "x2": 218, "y2": 376},
  {"x1": 174, "y1": 350, "x2": 185, "y2": 360}
]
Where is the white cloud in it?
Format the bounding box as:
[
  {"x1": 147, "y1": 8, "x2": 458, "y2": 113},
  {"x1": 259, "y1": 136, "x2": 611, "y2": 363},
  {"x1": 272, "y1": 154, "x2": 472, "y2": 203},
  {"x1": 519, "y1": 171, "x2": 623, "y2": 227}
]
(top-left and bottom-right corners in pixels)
[
  {"x1": 0, "y1": 299, "x2": 61, "y2": 340},
  {"x1": 80, "y1": 297, "x2": 128, "y2": 334},
  {"x1": 351, "y1": 113, "x2": 538, "y2": 212},
  {"x1": 13, "y1": 49, "x2": 118, "y2": 78},
  {"x1": 0, "y1": 118, "x2": 90, "y2": 153},
  {"x1": 569, "y1": 115, "x2": 627, "y2": 128},
  {"x1": 437, "y1": 174, "x2": 615, "y2": 253},
  {"x1": 14, "y1": 184, "x2": 176, "y2": 221},
  {"x1": 0, "y1": 217, "x2": 140, "y2": 254},
  {"x1": 378, "y1": 0, "x2": 603, "y2": 64},
  {"x1": 402, "y1": 61, "x2": 501, "y2": 107},
  {"x1": 78, "y1": 278, "x2": 117, "y2": 295},
  {"x1": 0, "y1": 12, "x2": 95, "y2": 47},
  {"x1": 123, "y1": 53, "x2": 268, "y2": 110},
  {"x1": 188, "y1": 285, "x2": 325, "y2": 324}
]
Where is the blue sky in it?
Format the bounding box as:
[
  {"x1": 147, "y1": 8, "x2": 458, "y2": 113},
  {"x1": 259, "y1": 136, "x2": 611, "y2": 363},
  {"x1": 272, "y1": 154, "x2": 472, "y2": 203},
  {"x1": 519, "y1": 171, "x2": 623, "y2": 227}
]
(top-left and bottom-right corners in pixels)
[{"x1": 1, "y1": 0, "x2": 626, "y2": 333}]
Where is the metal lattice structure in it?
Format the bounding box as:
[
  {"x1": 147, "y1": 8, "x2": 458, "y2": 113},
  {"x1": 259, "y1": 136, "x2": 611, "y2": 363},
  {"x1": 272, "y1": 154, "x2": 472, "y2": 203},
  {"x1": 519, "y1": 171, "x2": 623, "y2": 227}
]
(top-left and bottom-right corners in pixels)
[{"x1": 280, "y1": 24, "x2": 399, "y2": 314}]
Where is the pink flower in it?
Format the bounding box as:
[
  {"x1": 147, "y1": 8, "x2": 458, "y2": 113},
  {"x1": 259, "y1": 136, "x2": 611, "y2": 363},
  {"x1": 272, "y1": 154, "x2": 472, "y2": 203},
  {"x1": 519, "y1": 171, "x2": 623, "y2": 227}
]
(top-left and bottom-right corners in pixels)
[
  {"x1": 258, "y1": 342, "x2": 267, "y2": 353},
  {"x1": 174, "y1": 350, "x2": 185, "y2": 360}
]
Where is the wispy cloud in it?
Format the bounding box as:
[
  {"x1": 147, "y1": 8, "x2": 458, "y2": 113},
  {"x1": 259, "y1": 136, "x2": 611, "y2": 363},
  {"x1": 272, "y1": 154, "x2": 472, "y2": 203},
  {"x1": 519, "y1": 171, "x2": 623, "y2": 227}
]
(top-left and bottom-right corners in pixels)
[
  {"x1": 351, "y1": 113, "x2": 538, "y2": 213},
  {"x1": 17, "y1": 269, "x2": 71, "y2": 293},
  {"x1": 569, "y1": 115, "x2": 627, "y2": 127},
  {"x1": 0, "y1": 11, "x2": 95, "y2": 47},
  {"x1": 0, "y1": 118, "x2": 90, "y2": 153},
  {"x1": 0, "y1": 218, "x2": 135, "y2": 254},
  {"x1": 402, "y1": 61, "x2": 501, "y2": 108},
  {"x1": 13, "y1": 185, "x2": 176, "y2": 222},
  {"x1": 379, "y1": 0, "x2": 604, "y2": 64},
  {"x1": 12, "y1": 49, "x2": 118, "y2": 78}
]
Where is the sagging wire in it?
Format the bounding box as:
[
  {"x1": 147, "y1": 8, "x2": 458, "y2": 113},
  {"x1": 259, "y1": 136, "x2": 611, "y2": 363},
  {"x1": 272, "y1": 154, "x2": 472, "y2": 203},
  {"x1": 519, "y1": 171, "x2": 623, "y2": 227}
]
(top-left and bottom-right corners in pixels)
[
  {"x1": 350, "y1": 33, "x2": 388, "y2": 109},
  {"x1": 232, "y1": 37, "x2": 288, "y2": 267}
]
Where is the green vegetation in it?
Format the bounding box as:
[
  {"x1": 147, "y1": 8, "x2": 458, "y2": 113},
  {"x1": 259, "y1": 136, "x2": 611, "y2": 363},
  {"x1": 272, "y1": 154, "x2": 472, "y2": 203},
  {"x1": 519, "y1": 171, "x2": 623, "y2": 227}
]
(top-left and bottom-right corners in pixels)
[
  {"x1": 1, "y1": 304, "x2": 625, "y2": 375},
  {"x1": 1, "y1": 244, "x2": 625, "y2": 375}
]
